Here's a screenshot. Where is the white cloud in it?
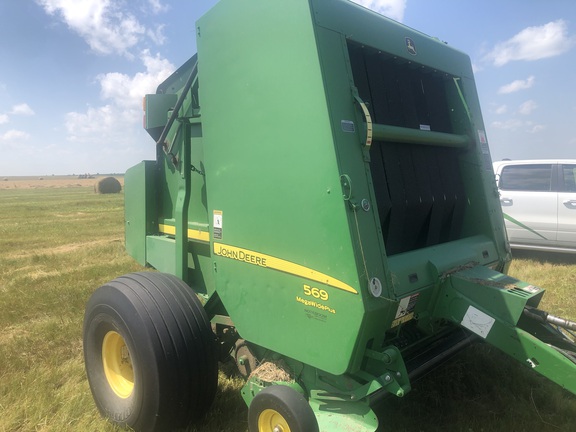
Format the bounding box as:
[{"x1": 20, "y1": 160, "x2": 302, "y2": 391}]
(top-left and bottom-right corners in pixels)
[
  {"x1": 147, "y1": 24, "x2": 167, "y2": 46},
  {"x1": 65, "y1": 105, "x2": 115, "y2": 141},
  {"x1": 65, "y1": 51, "x2": 174, "y2": 143},
  {"x1": 518, "y1": 100, "x2": 538, "y2": 116},
  {"x1": 36, "y1": 0, "x2": 165, "y2": 56},
  {"x1": 351, "y1": 0, "x2": 407, "y2": 22},
  {"x1": 495, "y1": 105, "x2": 508, "y2": 115},
  {"x1": 498, "y1": 76, "x2": 535, "y2": 94},
  {"x1": 98, "y1": 50, "x2": 173, "y2": 108},
  {"x1": 0, "y1": 104, "x2": 34, "y2": 126},
  {"x1": 491, "y1": 119, "x2": 545, "y2": 134},
  {"x1": 491, "y1": 119, "x2": 524, "y2": 131},
  {"x1": 147, "y1": 0, "x2": 168, "y2": 14},
  {"x1": 485, "y1": 20, "x2": 575, "y2": 67},
  {"x1": 9, "y1": 103, "x2": 35, "y2": 116},
  {"x1": 0, "y1": 129, "x2": 31, "y2": 141},
  {"x1": 527, "y1": 124, "x2": 545, "y2": 134}
]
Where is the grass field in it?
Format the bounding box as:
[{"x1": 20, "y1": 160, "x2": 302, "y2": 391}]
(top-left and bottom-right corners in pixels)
[{"x1": 1, "y1": 183, "x2": 575, "y2": 431}]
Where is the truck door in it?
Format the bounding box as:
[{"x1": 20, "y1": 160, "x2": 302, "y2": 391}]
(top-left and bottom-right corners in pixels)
[
  {"x1": 498, "y1": 163, "x2": 557, "y2": 245},
  {"x1": 558, "y1": 163, "x2": 576, "y2": 248}
]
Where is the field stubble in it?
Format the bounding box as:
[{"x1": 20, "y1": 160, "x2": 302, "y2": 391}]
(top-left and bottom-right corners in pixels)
[{"x1": 0, "y1": 184, "x2": 575, "y2": 431}]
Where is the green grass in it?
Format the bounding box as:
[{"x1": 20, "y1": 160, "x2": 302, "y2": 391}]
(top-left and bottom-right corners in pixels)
[
  {"x1": 0, "y1": 188, "x2": 142, "y2": 432},
  {"x1": 1, "y1": 187, "x2": 575, "y2": 431}
]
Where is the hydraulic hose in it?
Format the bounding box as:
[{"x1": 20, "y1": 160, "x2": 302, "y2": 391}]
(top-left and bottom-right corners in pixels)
[
  {"x1": 523, "y1": 306, "x2": 576, "y2": 331},
  {"x1": 156, "y1": 59, "x2": 199, "y2": 152}
]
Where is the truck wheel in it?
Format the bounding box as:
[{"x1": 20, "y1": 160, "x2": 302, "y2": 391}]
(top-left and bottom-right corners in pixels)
[
  {"x1": 248, "y1": 385, "x2": 319, "y2": 432},
  {"x1": 83, "y1": 272, "x2": 217, "y2": 432}
]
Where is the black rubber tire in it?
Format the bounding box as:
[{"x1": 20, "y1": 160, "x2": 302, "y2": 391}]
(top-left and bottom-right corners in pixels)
[
  {"x1": 248, "y1": 385, "x2": 319, "y2": 432},
  {"x1": 83, "y1": 272, "x2": 217, "y2": 432}
]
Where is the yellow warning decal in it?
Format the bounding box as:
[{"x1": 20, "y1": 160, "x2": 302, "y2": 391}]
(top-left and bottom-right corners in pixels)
[
  {"x1": 213, "y1": 242, "x2": 358, "y2": 295},
  {"x1": 159, "y1": 224, "x2": 210, "y2": 242}
]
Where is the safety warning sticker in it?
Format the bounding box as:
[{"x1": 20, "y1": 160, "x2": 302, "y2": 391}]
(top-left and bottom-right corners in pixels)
[
  {"x1": 213, "y1": 210, "x2": 223, "y2": 240},
  {"x1": 391, "y1": 293, "x2": 419, "y2": 328}
]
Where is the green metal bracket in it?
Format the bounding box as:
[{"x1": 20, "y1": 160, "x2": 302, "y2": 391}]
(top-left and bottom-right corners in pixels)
[
  {"x1": 453, "y1": 77, "x2": 472, "y2": 122},
  {"x1": 309, "y1": 397, "x2": 378, "y2": 432},
  {"x1": 360, "y1": 346, "x2": 410, "y2": 398},
  {"x1": 241, "y1": 376, "x2": 305, "y2": 407},
  {"x1": 174, "y1": 119, "x2": 191, "y2": 283}
]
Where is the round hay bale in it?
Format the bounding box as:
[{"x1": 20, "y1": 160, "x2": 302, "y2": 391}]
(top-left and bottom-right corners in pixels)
[{"x1": 95, "y1": 176, "x2": 122, "y2": 194}]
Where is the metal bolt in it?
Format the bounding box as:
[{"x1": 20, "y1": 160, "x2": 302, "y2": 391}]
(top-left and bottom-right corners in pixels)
[
  {"x1": 361, "y1": 198, "x2": 371, "y2": 212},
  {"x1": 384, "y1": 374, "x2": 391, "y2": 382}
]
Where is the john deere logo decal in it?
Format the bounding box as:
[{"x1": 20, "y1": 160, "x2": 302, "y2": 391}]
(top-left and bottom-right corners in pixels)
[{"x1": 406, "y1": 37, "x2": 417, "y2": 55}]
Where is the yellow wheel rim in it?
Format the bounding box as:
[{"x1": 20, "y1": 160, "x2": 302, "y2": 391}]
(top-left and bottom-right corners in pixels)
[
  {"x1": 257, "y1": 409, "x2": 291, "y2": 432},
  {"x1": 102, "y1": 331, "x2": 134, "y2": 399}
]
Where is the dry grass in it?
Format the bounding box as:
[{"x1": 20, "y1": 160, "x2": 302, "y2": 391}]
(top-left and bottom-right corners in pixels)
[
  {"x1": 1, "y1": 184, "x2": 575, "y2": 432},
  {"x1": 508, "y1": 250, "x2": 576, "y2": 320},
  {"x1": 0, "y1": 184, "x2": 246, "y2": 432},
  {"x1": 0, "y1": 175, "x2": 124, "y2": 190},
  {"x1": 0, "y1": 186, "x2": 140, "y2": 432}
]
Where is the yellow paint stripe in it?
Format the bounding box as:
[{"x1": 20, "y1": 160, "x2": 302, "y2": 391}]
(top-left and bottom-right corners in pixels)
[
  {"x1": 188, "y1": 229, "x2": 210, "y2": 242},
  {"x1": 158, "y1": 224, "x2": 210, "y2": 242},
  {"x1": 213, "y1": 242, "x2": 358, "y2": 295},
  {"x1": 159, "y1": 224, "x2": 176, "y2": 235}
]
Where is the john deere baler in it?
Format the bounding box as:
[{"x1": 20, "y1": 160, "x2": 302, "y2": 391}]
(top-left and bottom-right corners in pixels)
[{"x1": 83, "y1": 1, "x2": 576, "y2": 431}]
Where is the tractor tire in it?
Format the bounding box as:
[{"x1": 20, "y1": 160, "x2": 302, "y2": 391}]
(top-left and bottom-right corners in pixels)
[
  {"x1": 83, "y1": 272, "x2": 217, "y2": 432},
  {"x1": 248, "y1": 385, "x2": 319, "y2": 432}
]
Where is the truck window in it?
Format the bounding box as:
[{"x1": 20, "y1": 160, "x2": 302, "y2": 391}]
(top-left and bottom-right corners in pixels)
[
  {"x1": 499, "y1": 164, "x2": 553, "y2": 192},
  {"x1": 562, "y1": 165, "x2": 576, "y2": 192}
]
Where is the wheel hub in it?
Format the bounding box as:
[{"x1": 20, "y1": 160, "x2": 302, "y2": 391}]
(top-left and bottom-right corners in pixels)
[
  {"x1": 258, "y1": 408, "x2": 290, "y2": 432},
  {"x1": 102, "y1": 330, "x2": 134, "y2": 398}
]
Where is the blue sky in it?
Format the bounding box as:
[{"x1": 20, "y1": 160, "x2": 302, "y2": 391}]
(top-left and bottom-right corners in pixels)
[{"x1": 0, "y1": 0, "x2": 575, "y2": 176}]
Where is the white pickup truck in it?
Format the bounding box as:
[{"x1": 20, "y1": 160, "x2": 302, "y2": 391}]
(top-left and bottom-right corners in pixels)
[{"x1": 493, "y1": 159, "x2": 576, "y2": 253}]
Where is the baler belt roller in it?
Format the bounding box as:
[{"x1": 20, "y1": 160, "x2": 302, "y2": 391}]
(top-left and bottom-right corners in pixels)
[{"x1": 371, "y1": 123, "x2": 469, "y2": 147}]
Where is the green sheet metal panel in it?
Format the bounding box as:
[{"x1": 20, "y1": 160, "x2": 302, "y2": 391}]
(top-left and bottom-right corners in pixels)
[
  {"x1": 197, "y1": 0, "x2": 366, "y2": 375},
  {"x1": 312, "y1": 0, "x2": 474, "y2": 79},
  {"x1": 125, "y1": 160, "x2": 157, "y2": 266}
]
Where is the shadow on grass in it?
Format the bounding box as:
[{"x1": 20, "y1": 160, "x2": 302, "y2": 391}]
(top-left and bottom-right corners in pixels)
[
  {"x1": 184, "y1": 361, "x2": 248, "y2": 432},
  {"x1": 374, "y1": 343, "x2": 576, "y2": 431},
  {"x1": 512, "y1": 249, "x2": 576, "y2": 265}
]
